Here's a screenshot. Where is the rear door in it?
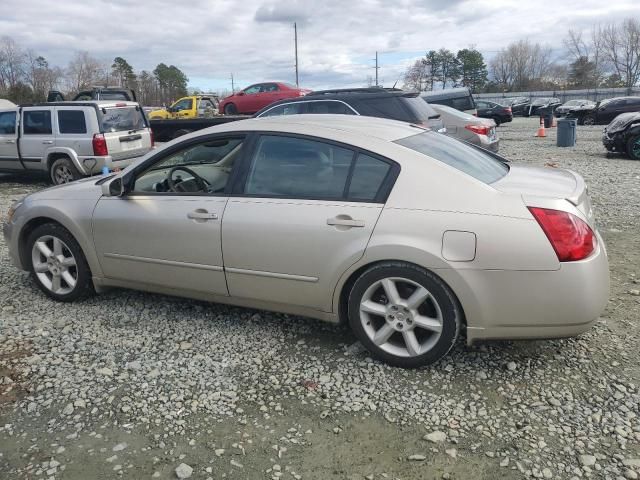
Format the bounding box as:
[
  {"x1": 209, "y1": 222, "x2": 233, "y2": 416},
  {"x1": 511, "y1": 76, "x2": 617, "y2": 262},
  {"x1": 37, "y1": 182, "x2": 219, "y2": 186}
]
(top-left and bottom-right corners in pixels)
[
  {"x1": 221, "y1": 134, "x2": 398, "y2": 312},
  {"x1": 99, "y1": 105, "x2": 152, "y2": 161},
  {"x1": 0, "y1": 110, "x2": 20, "y2": 170},
  {"x1": 20, "y1": 107, "x2": 54, "y2": 166}
]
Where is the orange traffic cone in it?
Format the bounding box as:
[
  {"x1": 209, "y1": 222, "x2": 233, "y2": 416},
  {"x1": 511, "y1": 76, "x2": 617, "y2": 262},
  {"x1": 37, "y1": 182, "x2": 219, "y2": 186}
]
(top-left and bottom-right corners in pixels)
[{"x1": 536, "y1": 117, "x2": 546, "y2": 138}]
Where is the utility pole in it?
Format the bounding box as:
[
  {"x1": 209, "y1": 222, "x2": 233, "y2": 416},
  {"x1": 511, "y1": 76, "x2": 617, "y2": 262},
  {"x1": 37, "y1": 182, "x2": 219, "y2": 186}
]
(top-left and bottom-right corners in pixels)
[
  {"x1": 373, "y1": 51, "x2": 380, "y2": 87},
  {"x1": 294, "y1": 22, "x2": 299, "y2": 87},
  {"x1": 230, "y1": 73, "x2": 235, "y2": 93}
]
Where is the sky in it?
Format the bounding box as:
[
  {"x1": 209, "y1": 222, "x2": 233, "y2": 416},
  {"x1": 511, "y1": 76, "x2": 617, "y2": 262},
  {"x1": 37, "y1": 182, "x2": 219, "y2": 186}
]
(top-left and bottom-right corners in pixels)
[{"x1": 2, "y1": 0, "x2": 639, "y2": 92}]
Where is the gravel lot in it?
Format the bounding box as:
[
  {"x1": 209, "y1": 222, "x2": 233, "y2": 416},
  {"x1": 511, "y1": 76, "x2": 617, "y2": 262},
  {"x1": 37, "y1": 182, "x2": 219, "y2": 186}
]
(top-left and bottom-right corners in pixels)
[{"x1": 0, "y1": 117, "x2": 639, "y2": 480}]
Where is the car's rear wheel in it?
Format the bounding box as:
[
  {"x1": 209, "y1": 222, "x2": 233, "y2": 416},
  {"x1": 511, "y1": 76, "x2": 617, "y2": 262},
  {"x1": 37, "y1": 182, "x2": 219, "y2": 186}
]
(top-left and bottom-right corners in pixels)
[
  {"x1": 224, "y1": 103, "x2": 238, "y2": 115},
  {"x1": 348, "y1": 262, "x2": 460, "y2": 368},
  {"x1": 627, "y1": 134, "x2": 640, "y2": 160},
  {"x1": 50, "y1": 157, "x2": 81, "y2": 185},
  {"x1": 492, "y1": 116, "x2": 502, "y2": 127},
  {"x1": 27, "y1": 223, "x2": 93, "y2": 302}
]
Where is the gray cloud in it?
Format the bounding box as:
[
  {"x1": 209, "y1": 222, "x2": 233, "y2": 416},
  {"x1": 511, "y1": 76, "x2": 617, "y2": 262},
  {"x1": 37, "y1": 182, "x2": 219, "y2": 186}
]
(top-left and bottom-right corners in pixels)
[{"x1": 254, "y1": 1, "x2": 310, "y2": 24}]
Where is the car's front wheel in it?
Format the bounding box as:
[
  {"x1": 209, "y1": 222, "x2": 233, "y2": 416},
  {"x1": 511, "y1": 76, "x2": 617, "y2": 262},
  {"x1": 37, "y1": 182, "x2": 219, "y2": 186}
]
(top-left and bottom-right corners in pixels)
[
  {"x1": 224, "y1": 103, "x2": 238, "y2": 115},
  {"x1": 27, "y1": 223, "x2": 94, "y2": 302},
  {"x1": 492, "y1": 116, "x2": 502, "y2": 127},
  {"x1": 348, "y1": 262, "x2": 461, "y2": 368},
  {"x1": 582, "y1": 114, "x2": 596, "y2": 126},
  {"x1": 626, "y1": 134, "x2": 640, "y2": 160}
]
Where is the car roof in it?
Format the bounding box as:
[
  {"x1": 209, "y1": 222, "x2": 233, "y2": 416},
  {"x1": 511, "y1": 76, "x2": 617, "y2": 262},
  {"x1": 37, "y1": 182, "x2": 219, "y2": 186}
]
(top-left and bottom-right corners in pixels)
[
  {"x1": 202, "y1": 114, "x2": 424, "y2": 143},
  {"x1": 19, "y1": 101, "x2": 140, "y2": 108}
]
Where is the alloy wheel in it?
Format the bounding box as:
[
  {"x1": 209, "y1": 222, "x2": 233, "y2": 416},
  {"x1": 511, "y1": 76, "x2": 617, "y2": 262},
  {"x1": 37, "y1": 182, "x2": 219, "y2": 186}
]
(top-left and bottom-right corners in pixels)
[
  {"x1": 31, "y1": 235, "x2": 78, "y2": 295},
  {"x1": 359, "y1": 277, "x2": 443, "y2": 358},
  {"x1": 632, "y1": 138, "x2": 640, "y2": 159},
  {"x1": 54, "y1": 165, "x2": 74, "y2": 184}
]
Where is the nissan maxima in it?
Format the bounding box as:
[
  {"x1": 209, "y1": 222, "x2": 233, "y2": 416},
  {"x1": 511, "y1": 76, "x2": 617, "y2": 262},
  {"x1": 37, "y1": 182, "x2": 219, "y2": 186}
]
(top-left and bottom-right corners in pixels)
[{"x1": 3, "y1": 115, "x2": 610, "y2": 368}]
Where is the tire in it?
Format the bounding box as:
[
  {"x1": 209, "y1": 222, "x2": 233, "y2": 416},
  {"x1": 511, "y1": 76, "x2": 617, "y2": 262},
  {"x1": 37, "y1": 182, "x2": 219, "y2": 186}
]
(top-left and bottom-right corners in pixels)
[
  {"x1": 492, "y1": 116, "x2": 502, "y2": 127},
  {"x1": 26, "y1": 223, "x2": 94, "y2": 302},
  {"x1": 50, "y1": 157, "x2": 81, "y2": 185},
  {"x1": 582, "y1": 114, "x2": 595, "y2": 126},
  {"x1": 347, "y1": 262, "x2": 461, "y2": 368},
  {"x1": 626, "y1": 134, "x2": 640, "y2": 160},
  {"x1": 224, "y1": 103, "x2": 238, "y2": 115}
]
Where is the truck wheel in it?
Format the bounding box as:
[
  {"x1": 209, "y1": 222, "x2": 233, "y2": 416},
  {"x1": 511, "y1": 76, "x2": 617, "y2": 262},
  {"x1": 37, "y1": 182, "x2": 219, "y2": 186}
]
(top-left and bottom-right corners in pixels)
[
  {"x1": 626, "y1": 135, "x2": 640, "y2": 160},
  {"x1": 224, "y1": 103, "x2": 238, "y2": 115},
  {"x1": 173, "y1": 129, "x2": 192, "y2": 139},
  {"x1": 50, "y1": 157, "x2": 81, "y2": 185}
]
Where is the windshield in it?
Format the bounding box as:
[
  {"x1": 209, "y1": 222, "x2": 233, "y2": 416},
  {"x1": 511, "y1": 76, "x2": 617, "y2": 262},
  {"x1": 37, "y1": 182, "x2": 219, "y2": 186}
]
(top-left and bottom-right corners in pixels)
[
  {"x1": 395, "y1": 131, "x2": 509, "y2": 184},
  {"x1": 100, "y1": 107, "x2": 146, "y2": 132}
]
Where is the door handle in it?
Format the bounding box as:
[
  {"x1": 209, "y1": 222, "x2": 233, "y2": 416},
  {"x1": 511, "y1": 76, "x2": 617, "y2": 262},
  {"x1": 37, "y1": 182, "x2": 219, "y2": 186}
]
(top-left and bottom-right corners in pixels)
[
  {"x1": 4, "y1": 139, "x2": 16, "y2": 144},
  {"x1": 327, "y1": 216, "x2": 365, "y2": 228},
  {"x1": 42, "y1": 140, "x2": 54, "y2": 144},
  {"x1": 187, "y1": 210, "x2": 218, "y2": 220}
]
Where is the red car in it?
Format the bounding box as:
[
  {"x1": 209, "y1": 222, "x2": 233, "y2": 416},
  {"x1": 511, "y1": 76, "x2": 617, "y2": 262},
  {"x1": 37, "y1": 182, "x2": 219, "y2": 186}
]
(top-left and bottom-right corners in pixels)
[{"x1": 219, "y1": 82, "x2": 311, "y2": 115}]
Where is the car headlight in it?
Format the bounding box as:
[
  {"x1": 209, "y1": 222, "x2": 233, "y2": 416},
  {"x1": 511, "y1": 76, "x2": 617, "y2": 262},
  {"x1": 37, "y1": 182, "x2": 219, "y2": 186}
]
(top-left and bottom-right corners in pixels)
[{"x1": 5, "y1": 200, "x2": 24, "y2": 223}]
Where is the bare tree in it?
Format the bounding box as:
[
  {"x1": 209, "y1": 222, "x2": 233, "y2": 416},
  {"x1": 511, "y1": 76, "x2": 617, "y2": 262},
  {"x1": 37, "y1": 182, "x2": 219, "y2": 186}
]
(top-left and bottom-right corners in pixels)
[
  {"x1": 602, "y1": 19, "x2": 640, "y2": 88},
  {"x1": 65, "y1": 51, "x2": 103, "y2": 94},
  {"x1": 0, "y1": 36, "x2": 26, "y2": 92},
  {"x1": 489, "y1": 39, "x2": 553, "y2": 91}
]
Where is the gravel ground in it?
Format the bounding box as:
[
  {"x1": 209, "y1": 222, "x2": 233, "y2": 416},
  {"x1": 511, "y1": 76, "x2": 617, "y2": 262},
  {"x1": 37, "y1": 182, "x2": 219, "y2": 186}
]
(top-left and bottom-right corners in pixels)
[{"x1": 0, "y1": 117, "x2": 639, "y2": 480}]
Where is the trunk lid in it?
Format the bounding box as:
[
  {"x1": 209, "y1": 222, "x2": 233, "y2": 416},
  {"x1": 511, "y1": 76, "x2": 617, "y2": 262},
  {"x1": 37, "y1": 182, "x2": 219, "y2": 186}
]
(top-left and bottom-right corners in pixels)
[
  {"x1": 492, "y1": 165, "x2": 594, "y2": 225},
  {"x1": 99, "y1": 105, "x2": 152, "y2": 160}
]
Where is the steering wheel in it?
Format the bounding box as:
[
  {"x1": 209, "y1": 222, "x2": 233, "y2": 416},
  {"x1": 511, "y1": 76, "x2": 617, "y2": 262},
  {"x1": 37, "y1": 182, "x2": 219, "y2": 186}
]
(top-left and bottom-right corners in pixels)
[{"x1": 167, "y1": 166, "x2": 210, "y2": 193}]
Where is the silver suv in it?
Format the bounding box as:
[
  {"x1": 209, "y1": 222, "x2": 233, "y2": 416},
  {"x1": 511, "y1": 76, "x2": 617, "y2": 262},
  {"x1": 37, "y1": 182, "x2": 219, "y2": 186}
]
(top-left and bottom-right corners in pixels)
[{"x1": 0, "y1": 101, "x2": 153, "y2": 184}]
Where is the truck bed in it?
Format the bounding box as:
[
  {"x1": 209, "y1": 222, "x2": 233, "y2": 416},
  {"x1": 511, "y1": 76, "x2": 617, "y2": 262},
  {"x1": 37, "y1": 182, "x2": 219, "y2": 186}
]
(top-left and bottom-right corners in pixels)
[{"x1": 150, "y1": 116, "x2": 250, "y2": 142}]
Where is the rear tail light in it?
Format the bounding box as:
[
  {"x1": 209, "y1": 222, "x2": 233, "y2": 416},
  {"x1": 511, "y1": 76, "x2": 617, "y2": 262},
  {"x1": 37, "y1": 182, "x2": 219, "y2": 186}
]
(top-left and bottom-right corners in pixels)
[
  {"x1": 92, "y1": 133, "x2": 108, "y2": 156},
  {"x1": 465, "y1": 124, "x2": 490, "y2": 135},
  {"x1": 528, "y1": 207, "x2": 596, "y2": 262},
  {"x1": 505, "y1": 107, "x2": 512, "y2": 113}
]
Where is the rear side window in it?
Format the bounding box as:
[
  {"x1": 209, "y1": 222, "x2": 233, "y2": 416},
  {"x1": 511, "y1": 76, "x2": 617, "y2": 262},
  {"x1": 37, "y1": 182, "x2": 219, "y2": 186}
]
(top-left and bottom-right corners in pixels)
[
  {"x1": 395, "y1": 131, "x2": 508, "y2": 184},
  {"x1": 0, "y1": 111, "x2": 16, "y2": 134},
  {"x1": 357, "y1": 97, "x2": 412, "y2": 122},
  {"x1": 23, "y1": 110, "x2": 52, "y2": 135},
  {"x1": 306, "y1": 101, "x2": 356, "y2": 115},
  {"x1": 100, "y1": 107, "x2": 146, "y2": 133},
  {"x1": 245, "y1": 135, "x2": 354, "y2": 199},
  {"x1": 58, "y1": 110, "x2": 87, "y2": 134},
  {"x1": 348, "y1": 154, "x2": 391, "y2": 201}
]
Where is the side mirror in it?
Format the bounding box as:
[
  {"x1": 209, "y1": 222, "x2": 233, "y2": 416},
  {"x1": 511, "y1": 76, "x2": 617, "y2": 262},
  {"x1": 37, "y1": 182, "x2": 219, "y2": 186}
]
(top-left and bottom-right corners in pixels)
[
  {"x1": 237, "y1": 91, "x2": 245, "y2": 96},
  {"x1": 101, "y1": 176, "x2": 125, "y2": 197}
]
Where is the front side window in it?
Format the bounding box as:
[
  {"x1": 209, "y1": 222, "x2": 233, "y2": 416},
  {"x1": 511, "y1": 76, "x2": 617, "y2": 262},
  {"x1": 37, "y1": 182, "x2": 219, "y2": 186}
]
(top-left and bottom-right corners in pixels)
[
  {"x1": 259, "y1": 103, "x2": 304, "y2": 117},
  {"x1": 133, "y1": 137, "x2": 244, "y2": 194},
  {"x1": 395, "y1": 131, "x2": 508, "y2": 184},
  {"x1": 245, "y1": 135, "x2": 354, "y2": 199},
  {"x1": 0, "y1": 111, "x2": 16, "y2": 134},
  {"x1": 23, "y1": 110, "x2": 52, "y2": 135},
  {"x1": 58, "y1": 110, "x2": 87, "y2": 134}
]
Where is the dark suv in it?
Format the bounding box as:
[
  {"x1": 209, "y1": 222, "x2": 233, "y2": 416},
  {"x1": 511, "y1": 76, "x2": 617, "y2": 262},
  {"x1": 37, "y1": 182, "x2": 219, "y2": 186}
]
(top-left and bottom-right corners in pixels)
[
  {"x1": 47, "y1": 87, "x2": 137, "y2": 103},
  {"x1": 254, "y1": 88, "x2": 445, "y2": 131}
]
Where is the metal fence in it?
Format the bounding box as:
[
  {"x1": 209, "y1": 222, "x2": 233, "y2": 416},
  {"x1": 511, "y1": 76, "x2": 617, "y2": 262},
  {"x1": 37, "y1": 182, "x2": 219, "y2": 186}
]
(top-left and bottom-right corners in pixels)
[{"x1": 474, "y1": 87, "x2": 640, "y2": 104}]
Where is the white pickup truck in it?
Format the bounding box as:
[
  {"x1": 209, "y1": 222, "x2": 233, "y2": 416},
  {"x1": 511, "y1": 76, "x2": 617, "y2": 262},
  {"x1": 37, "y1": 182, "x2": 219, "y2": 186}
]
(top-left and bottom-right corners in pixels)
[{"x1": 0, "y1": 100, "x2": 153, "y2": 184}]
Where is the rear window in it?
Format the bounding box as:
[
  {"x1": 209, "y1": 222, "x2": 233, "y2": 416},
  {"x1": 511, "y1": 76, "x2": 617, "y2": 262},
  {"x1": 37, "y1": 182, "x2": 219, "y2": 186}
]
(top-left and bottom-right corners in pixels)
[
  {"x1": 395, "y1": 131, "x2": 508, "y2": 184},
  {"x1": 358, "y1": 96, "x2": 439, "y2": 123},
  {"x1": 100, "y1": 107, "x2": 146, "y2": 133},
  {"x1": 426, "y1": 96, "x2": 475, "y2": 111}
]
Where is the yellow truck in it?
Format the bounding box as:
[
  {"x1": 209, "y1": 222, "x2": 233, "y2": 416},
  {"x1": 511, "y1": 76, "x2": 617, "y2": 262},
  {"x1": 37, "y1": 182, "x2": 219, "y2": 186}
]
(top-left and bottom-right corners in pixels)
[{"x1": 148, "y1": 95, "x2": 218, "y2": 120}]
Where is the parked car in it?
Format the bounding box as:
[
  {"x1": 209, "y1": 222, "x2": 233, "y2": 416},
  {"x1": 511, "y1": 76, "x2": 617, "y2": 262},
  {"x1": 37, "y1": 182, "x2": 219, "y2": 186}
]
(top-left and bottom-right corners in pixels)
[
  {"x1": 47, "y1": 87, "x2": 137, "y2": 102},
  {"x1": 148, "y1": 95, "x2": 218, "y2": 120},
  {"x1": 567, "y1": 97, "x2": 640, "y2": 125},
  {"x1": 420, "y1": 87, "x2": 476, "y2": 115},
  {"x1": 430, "y1": 104, "x2": 499, "y2": 152},
  {"x1": 554, "y1": 99, "x2": 595, "y2": 117},
  {"x1": 255, "y1": 87, "x2": 446, "y2": 132},
  {"x1": 0, "y1": 101, "x2": 153, "y2": 184},
  {"x1": 602, "y1": 112, "x2": 640, "y2": 159},
  {"x1": 506, "y1": 97, "x2": 531, "y2": 116},
  {"x1": 475, "y1": 100, "x2": 513, "y2": 126},
  {"x1": 218, "y1": 82, "x2": 311, "y2": 115},
  {"x1": 524, "y1": 97, "x2": 562, "y2": 117},
  {"x1": 3, "y1": 114, "x2": 608, "y2": 368}
]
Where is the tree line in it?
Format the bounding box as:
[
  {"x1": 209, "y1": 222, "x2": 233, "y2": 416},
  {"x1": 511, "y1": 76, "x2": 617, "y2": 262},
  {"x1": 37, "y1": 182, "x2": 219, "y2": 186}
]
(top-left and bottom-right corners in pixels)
[
  {"x1": 0, "y1": 37, "x2": 188, "y2": 106},
  {"x1": 403, "y1": 17, "x2": 640, "y2": 93}
]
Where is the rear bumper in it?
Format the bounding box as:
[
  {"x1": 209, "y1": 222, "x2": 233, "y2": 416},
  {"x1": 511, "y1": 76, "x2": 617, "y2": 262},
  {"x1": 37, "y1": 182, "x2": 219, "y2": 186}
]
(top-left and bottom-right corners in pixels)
[
  {"x1": 438, "y1": 232, "x2": 609, "y2": 344},
  {"x1": 78, "y1": 154, "x2": 143, "y2": 175}
]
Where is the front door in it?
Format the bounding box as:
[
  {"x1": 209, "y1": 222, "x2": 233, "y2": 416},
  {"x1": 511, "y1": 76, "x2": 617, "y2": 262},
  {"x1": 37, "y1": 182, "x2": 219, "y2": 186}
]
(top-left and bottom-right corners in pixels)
[
  {"x1": 92, "y1": 135, "x2": 246, "y2": 295},
  {"x1": 0, "y1": 111, "x2": 20, "y2": 170},
  {"x1": 222, "y1": 134, "x2": 397, "y2": 312}
]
